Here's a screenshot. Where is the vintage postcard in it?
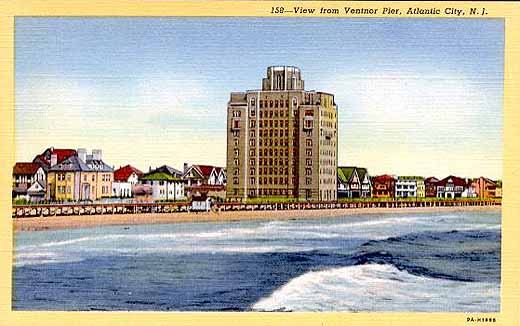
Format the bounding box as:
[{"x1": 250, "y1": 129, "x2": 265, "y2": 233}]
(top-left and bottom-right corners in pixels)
[{"x1": 0, "y1": 1, "x2": 519, "y2": 326}]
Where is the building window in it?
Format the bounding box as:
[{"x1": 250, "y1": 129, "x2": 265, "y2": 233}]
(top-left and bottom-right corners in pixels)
[
  {"x1": 306, "y1": 177, "x2": 312, "y2": 185},
  {"x1": 250, "y1": 177, "x2": 255, "y2": 184},
  {"x1": 306, "y1": 168, "x2": 312, "y2": 175},
  {"x1": 306, "y1": 159, "x2": 312, "y2": 166},
  {"x1": 250, "y1": 120, "x2": 256, "y2": 128},
  {"x1": 306, "y1": 149, "x2": 312, "y2": 156},
  {"x1": 233, "y1": 177, "x2": 239, "y2": 185},
  {"x1": 233, "y1": 110, "x2": 241, "y2": 118},
  {"x1": 234, "y1": 159, "x2": 239, "y2": 166},
  {"x1": 306, "y1": 139, "x2": 312, "y2": 146},
  {"x1": 234, "y1": 168, "x2": 240, "y2": 176},
  {"x1": 92, "y1": 175, "x2": 95, "y2": 181},
  {"x1": 234, "y1": 149, "x2": 239, "y2": 157}
]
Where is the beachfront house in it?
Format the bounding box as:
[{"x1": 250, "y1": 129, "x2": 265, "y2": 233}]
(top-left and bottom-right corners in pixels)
[
  {"x1": 395, "y1": 176, "x2": 424, "y2": 199},
  {"x1": 139, "y1": 172, "x2": 184, "y2": 201},
  {"x1": 47, "y1": 149, "x2": 114, "y2": 202},
  {"x1": 12, "y1": 162, "x2": 46, "y2": 202},
  {"x1": 371, "y1": 175, "x2": 396, "y2": 198},
  {"x1": 337, "y1": 167, "x2": 371, "y2": 198},
  {"x1": 472, "y1": 177, "x2": 501, "y2": 198},
  {"x1": 183, "y1": 163, "x2": 227, "y2": 200},
  {"x1": 424, "y1": 177, "x2": 439, "y2": 197},
  {"x1": 113, "y1": 165, "x2": 143, "y2": 198},
  {"x1": 436, "y1": 175, "x2": 466, "y2": 199}
]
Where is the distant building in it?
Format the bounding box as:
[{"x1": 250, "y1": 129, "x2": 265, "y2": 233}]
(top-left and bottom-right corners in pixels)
[
  {"x1": 113, "y1": 165, "x2": 143, "y2": 198},
  {"x1": 12, "y1": 162, "x2": 46, "y2": 202},
  {"x1": 472, "y1": 177, "x2": 500, "y2": 198},
  {"x1": 145, "y1": 165, "x2": 184, "y2": 179},
  {"x1": 337, "y1": 167, "x2": 371, "y2": 198},
  {"x1": 395, "y1": 176, "x2": 424, "y2": 198},
  {"x1": 132, "y1": 184, "x2": 153, "y2": 203},
  {"x1": 139, "y1": 172, "x2": 184, "y2": 201},
  {"x1": 424, "y1": 177, "x2": 439, "y2": 197},
  {"x1": 226, "y1": 66, "x2": 338, "y2": 202},
  {"x1": 436, "y1": 175, "x2": 466, "y2": 199},
  {"x1": 47, "y1": 149, "x2": 114, "y2": 201},
  {"x1": 182, "y1": 163, "x2": 226, "y2": 200},
  {"x1": 33, "y1": 147, "x2": 77, "y2": 172},
  {"x1": 462, "y1": 180, "x2": 478, "y2": 198},
  {"x1": 371, "y1": 175, "x2": 396, "y2": 198},
  {"x1": 191, "y1": 193, "x2": 212, "y2": 212}
]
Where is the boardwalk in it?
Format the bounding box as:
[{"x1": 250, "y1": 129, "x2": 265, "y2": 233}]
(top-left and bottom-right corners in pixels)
[{"x1": 12, "y1": 199, "x2": 501, "y2": 218}]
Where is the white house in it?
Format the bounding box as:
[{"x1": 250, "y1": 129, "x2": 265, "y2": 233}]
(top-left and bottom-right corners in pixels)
[
  {"x1": 395, "y1": 177, "x2": 419, "y2": 198},
  {"x1": 139, "y1": 172, "x2": 185, "y2": 201},
  {"x1": 113, "y1": 165, "x2": 143, "y2": 198},
  {"x1": 191, "y1": 194, "x2": 212, "y2": 212}
]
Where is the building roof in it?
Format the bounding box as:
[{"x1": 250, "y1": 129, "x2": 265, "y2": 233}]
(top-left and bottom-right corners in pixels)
[
  {"x1": 145, "y1": 165, "x2": 183, "y2": 178},
  {"x1": 114, "y1": 165, "x2": 143, "y2": 182},
  {"x1": 33, "y1": 147, "x2": 77, "y2": 168},
  {"x1": 13, "y1": 162, "x2": 41, "y2": 175},
  {"x1": 398, "y1": 176, "x2": 425, "y2": 181},
  {"x1": 337, "y1": 167, "x2": 356, "y2": 184},
  {"x1": 184, "y1": 164, "x2": 225, "y2": 179},
  {"x1": 85, "y1": 158, "x2": 113, "y2": 172},
  {"x1": 424, "y1": 177, "x2": 439, "y2": 184},
  {"x1": 372, "y1": 174, "x2": 395, "y2": 183},
  {"x1": 140, "y1": 172, "x2": 181, "y2": 181},
  {"x1": 192, "y1": 194, "x2": 210, "y2": 201},
  {"x1": 437, "y1": 175, "x2": 467, "y2": 187},
  {"x1": 48, "y1": 155, "x2": 113, "y2": 173}
]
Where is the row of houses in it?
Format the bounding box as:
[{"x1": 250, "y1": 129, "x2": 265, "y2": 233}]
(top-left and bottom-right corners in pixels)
[
  {"x1": 12, "y1": 148, "x2": 501, "y2": 203},
  {"x1": 337, "y1": 166, "x2": 502, "y2": 200},
  {"x1": 12, "y1": 147, "x2": 226, "y2": 203}
]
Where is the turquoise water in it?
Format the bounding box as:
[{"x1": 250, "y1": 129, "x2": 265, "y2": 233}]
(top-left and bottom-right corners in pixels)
[{"x1": 13, "y1": 209, "x2": 501, "y2": 311}]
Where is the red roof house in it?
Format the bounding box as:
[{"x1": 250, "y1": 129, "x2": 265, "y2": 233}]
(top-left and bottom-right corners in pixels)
[{"x1": 114, "y1": 165, "x2": 143, "y2": 182}]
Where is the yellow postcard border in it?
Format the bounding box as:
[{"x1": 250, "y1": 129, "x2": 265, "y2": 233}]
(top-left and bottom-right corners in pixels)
[{"x1": 0, "y1": 1, "x2": 519, "y2": 326}]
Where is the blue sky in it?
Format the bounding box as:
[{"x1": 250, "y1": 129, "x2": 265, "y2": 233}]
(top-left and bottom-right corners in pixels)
[{"x1": 15, "y1": 18, "x2": 504, "y2": 179}]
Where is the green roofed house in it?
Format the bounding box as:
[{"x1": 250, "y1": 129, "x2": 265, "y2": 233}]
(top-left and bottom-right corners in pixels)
[
  {"x1": 139, "y1": 172, "x2": 185, "y2": 201},
  {"x1": 337, "y1": 167, "x2": 371, "y2": 198}
]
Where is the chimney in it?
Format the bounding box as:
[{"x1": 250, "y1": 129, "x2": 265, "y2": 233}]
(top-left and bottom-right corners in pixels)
[
  {"x1": 92, "y1": 149, "x2": 102, "y2": 161},
  {"x1": 184, "y1": 162, "x2": 189, "y2": 173},
  {"x1": 50, "y1": 154, "x2": 57, "y2": 167},
  {"x1": 77, "y1": 148, "x2": 87, "y2": 163}
]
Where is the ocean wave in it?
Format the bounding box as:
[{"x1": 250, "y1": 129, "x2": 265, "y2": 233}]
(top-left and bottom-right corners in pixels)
[{"x1": 252, "y1": 264, "x2": 499, "y2": 312}]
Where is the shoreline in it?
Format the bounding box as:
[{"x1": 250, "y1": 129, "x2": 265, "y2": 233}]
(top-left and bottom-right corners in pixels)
[{"x1": 13, "y1": 205, "x2": 501, "y2": 232}]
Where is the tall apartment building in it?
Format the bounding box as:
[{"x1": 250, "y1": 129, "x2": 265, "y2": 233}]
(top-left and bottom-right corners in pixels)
[{"x1": 226, "y1": 66, "x2": 338, "y2": 202}]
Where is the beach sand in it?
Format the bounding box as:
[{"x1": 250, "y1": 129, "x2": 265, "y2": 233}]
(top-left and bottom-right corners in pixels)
[{"x1": 13, "y1": 205, "x2": 501, "y2": 232}]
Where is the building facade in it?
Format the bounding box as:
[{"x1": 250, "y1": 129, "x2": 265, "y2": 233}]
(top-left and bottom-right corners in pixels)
[
  {"x1": 226, "y1": 66, "x2": 338, "y2": 202},
  {"x1": 113, "y1": 165, "x2": 143, "y2": 198},
  {"x1": 371, "y1": 175, "x2": 396, "y2": 198},
  {"x1": 472, "y1": 177, "x2": 500, "y2": 198},
  {"x1": 395, "y1": 176, "x2": 424, "y2": 198},
  {"x1": 12, "y1": 162, "x2": 46, "y2": 201},
  {"x1": 47, "y1": 149, "x2": 114, "y2": 201},
  {"x1": 337, "y1": 167, "x2": 371, "y2": 198},
  {"x1": 424, "y1": 177, "x2": 439, "y2": 197},
  {"x1": 139, "y1": 172, "x2": 185, "y2": 201},
  {"x1": 436, "y1": 175, "x2": 466, "y2": 199}
]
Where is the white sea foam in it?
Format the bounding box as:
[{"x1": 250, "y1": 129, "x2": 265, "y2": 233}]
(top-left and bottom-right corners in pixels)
[{"x1": 252, "y1": 264, "x2": 500, "y2": 312}]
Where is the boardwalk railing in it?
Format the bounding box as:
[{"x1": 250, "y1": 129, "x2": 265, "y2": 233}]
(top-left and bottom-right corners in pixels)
[{"x1": 12, "y1": 199, "x2": 501, "y2": 218}]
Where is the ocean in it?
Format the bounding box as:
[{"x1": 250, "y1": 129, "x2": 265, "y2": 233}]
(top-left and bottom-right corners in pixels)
[{"x1": 12, "y1": 209, "x2": 501, "y2": 312}]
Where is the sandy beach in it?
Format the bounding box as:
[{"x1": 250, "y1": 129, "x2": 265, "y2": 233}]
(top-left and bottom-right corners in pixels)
[{"x1": 13, "y1": 205, "x2": 501, "y2": 232}]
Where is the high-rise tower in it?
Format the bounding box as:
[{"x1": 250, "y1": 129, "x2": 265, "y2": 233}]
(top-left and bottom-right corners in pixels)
[{"x1": 226, "y1": 66, "x2": 338, "y2": 202}]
